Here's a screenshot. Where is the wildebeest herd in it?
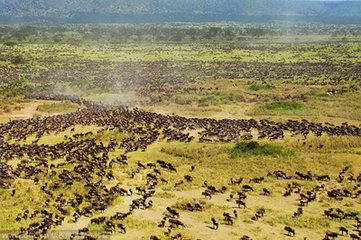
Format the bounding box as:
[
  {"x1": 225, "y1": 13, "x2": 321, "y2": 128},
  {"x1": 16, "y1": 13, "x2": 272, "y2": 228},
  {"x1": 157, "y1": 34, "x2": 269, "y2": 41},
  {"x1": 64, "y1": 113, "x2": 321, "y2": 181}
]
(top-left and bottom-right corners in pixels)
[
  {"x1": 0, "y1": 93, "x2": 360, "y2": 240},
  {"x1": 2, "y1": 43, "x2": 361, "y2": 102}
]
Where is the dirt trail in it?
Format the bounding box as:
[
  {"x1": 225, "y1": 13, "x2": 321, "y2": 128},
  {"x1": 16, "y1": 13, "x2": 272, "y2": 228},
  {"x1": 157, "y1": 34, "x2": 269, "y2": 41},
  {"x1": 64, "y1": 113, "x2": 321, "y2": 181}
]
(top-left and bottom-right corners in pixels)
[
  {"x1": 0, "y1": 100, "x2": 80, "y2": 123},
  {"x1": 4, "y1": 100, "x2": 43, "y2": 120},
  {"x1": 0, "y1": 100, "x2": 56, "y2": 122}
]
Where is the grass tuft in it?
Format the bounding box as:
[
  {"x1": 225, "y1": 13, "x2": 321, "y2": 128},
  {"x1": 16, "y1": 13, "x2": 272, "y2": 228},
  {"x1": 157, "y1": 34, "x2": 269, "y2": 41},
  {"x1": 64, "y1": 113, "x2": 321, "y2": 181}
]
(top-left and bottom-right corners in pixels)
[
  {"x1": 269, "y1": 215, "x2": 331, "y2": 229},
  {"x1": 229, "y1": 141, "x2": 293, "y2": 157}
]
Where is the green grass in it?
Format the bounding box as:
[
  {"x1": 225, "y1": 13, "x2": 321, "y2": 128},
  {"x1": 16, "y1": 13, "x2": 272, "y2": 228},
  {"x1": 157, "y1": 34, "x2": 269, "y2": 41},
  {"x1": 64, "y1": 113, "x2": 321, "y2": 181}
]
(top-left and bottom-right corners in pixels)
[
  {"x1": 172, "y1": 94, "x2": 198, "y2": 105},
  {"x1": 95, "y1": 128, "x2": 131, "y2": 142},
  {"x1": 198, "y1": 95, "x2": 226, "y2": 107},
  {"x1": 252, "y1": 100, "x2": 308, "y2": 115},
  {"x1": 160, "y1": 143, "x2": 226, "y2": 159},
  {"x1": 268, "y1": 215, "x2": 331, "y2": 229},
  {"x1": 229, "y1": 141, "x2": 293, "y2": 157},
  {"x1": 36, "y1": 101, "x2": 78, "y2": 113},
  {"x1": 307, "y1": 88, "x2": 326, "y2": 97},
  {"x1": 154, "y1": 191, "x2": 176, "y2": 199}
]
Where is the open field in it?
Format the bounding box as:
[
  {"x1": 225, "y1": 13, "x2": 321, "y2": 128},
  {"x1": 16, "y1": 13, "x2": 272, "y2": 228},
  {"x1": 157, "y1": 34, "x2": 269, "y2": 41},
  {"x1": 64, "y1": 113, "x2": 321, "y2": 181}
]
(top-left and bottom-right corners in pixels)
[{"x1": 0, "y1": 35, "x2": 361, "y2": 240}]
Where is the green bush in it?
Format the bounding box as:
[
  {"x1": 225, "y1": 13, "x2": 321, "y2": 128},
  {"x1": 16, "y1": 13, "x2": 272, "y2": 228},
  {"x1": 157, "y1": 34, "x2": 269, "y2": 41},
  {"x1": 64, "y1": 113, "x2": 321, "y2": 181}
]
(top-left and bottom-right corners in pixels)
[
  {"x1": 250, "y1": 100, "x2": 308, "y2": 115},
  {"x1": 229, "y1": 141, "x2": 293, "y2": 157},
  {"x1": 36, "y1": 101, "x2": 78, "y2": 113}
]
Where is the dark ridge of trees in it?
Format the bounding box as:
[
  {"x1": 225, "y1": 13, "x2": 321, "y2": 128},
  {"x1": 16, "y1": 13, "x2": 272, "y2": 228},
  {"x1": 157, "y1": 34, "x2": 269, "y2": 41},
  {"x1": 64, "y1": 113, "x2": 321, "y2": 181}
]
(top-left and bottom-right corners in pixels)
[{"x1": 1, "y1": 23, "x2": 361, "y2": 44}]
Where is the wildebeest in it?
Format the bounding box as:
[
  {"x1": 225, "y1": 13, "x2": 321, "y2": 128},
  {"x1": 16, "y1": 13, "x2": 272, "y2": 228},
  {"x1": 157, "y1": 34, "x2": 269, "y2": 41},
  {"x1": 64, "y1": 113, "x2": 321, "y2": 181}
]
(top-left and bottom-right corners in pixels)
[
  {"x1": 284, "y1": 226, "x2": 295, "y2": 236},
  {"x1": 211, "y1": 217, "x2": 219, "y2": 230}
]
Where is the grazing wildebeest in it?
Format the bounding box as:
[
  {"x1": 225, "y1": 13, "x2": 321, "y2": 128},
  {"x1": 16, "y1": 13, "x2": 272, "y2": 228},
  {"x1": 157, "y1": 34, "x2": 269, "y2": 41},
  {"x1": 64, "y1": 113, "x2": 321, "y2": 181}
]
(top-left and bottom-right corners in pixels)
[
  {"x1": 223, "y1": 212, "x2": 233, "y2": 225},
  {"x1": 339, "y1": 227, "x2": 348, "y2": 235},
  {"x1": 252, "y1": 209, "x2": 265, "y2": 221},
  {"x1": 240, "y1": 235, "x2": 252, "y2": 240},
  {"x1": 211, "y1": 217, "x2": 219, "y2": 230},
  {"x1": 293, "y1": 208, "x2": 303, "y2": 217},
  {"x1": 350, "y1": 233, "x2": 360, "y2": 240},
  {"x1": 78, "y1": 228, "x2": 89, "y2": 235},
  {"x1": 150, "y1": 236, "x2": 161, "y2": 240},
  {"x1": 233, "y1": 210, "x2": 238, "y2": 218},
  {"x1": 235, "y1": 199, "x2": 246, "y2": 209},
  {"x1": 169, "y1": 219, "x2": 185, "y2": 228},
  {"x1": 284, "y1": 226, "x2": 295, "y2": 236},
  {"x1": 242, "y1": 185, "x2": 254, "y2": 191},
  {"x1": 202, "y1": 191, "x2": 212, "y2": 199},
  {"x1": 316, "y1": 175, "x2": 330, "y2": 181},
  {"x1": 249, "y1": 177, "x2": 264, "y2": 183},
  {"x1": 166, "y1": 207, "x2": 180, "y2": 218},
  {"x1": 262, "y1": 188, "x2": 271, "y2": 196},
  {"x1": 117, "y1": 223, "x2": 126, "y2": 233},
  {"x1": 91, "y1": 216, "x2": 106, "y2": 224},
  {"x1": 325, "y1": 231, "x2": 338, "y2": 239},
  {"x1": 230, "y1": 177, "x2": 243, "y2": 185}
]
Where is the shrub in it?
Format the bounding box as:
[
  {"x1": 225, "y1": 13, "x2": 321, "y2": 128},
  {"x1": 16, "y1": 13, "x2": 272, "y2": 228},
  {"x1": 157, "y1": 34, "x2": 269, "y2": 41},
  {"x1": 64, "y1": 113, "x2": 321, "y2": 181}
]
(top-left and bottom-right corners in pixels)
[
  {"x1": 251, "y1": 100, "x2": 307, "y2": 115},
  {"x1": 229, "y1": 141, "x2": 293, "y2": 157},
  {"x1": 36, "y1": 101, "x2": 78, "y2": 113}
]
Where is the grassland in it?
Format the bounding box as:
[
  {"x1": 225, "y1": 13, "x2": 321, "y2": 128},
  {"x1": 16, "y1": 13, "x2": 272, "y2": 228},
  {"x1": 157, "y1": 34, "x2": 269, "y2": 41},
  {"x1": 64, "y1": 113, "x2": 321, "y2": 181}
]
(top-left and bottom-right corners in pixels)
[{"x1": 0, "y1": 37, "x2": 361, "y2": 240}]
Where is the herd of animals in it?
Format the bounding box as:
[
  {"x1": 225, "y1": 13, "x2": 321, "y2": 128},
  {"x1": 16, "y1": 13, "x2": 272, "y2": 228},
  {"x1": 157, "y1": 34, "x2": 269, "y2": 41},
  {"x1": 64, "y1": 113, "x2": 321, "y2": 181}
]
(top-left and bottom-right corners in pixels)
[
  {"x1": 1, "y1": 44, "x2": 361, "y2": 100},
  {"x1": 0, "y1": 93, "x2": 359, "y2": 240}
]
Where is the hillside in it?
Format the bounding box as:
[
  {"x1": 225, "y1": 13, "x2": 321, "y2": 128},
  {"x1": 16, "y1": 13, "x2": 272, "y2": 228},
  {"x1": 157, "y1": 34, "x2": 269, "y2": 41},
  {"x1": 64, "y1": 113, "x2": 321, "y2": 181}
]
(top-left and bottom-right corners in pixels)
[{"x1": 1, "y1": 0, "x2": 361, "y2": 23}]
